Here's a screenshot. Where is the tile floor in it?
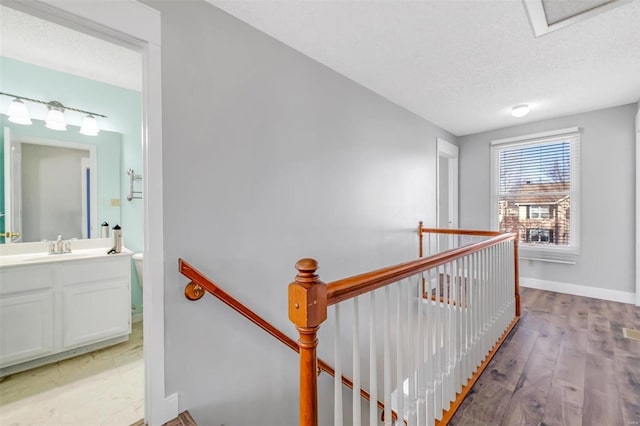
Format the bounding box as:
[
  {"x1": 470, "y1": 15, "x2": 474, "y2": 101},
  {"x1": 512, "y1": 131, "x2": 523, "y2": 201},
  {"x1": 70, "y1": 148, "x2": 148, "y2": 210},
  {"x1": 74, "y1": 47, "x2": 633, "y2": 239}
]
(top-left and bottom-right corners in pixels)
[{"x1": 0, "y1": 321, "x2": 144, "y2": 426}]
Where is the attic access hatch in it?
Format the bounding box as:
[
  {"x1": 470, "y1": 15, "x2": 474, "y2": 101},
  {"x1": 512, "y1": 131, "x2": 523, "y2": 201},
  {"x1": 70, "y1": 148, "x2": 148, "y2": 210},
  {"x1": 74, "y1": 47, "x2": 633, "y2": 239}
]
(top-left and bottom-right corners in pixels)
[{"x1": 523, "y1": 0, "x2": 632, "y2": 36}]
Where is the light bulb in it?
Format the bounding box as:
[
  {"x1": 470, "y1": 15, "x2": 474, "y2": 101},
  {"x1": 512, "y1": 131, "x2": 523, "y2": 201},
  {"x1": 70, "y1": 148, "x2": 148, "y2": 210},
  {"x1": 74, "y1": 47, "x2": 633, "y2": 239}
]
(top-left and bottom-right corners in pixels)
[
  {"x1": 45, "y1": 102, "x2": 67, "y2": 131},
  {"x1": 7, "y1": 99, "x2": 32, "y2": 125},
  {"x1": 80, "y1": 115, "x2": 100, "y2": 136}
]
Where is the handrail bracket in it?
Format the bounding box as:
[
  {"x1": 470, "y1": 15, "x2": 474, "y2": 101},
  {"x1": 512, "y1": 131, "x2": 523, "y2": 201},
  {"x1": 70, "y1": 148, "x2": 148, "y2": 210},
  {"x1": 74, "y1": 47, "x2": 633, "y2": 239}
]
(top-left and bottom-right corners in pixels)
[{"x1": 185, "y1": 281, "x2": 204, "y2": 300}]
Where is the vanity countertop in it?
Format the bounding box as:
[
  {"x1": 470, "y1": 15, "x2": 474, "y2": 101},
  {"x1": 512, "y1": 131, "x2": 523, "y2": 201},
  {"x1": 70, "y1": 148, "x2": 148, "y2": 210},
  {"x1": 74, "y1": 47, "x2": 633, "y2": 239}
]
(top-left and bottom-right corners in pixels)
[{"x1": 0, "y1": 246, "x2": 133, "y2": 268}]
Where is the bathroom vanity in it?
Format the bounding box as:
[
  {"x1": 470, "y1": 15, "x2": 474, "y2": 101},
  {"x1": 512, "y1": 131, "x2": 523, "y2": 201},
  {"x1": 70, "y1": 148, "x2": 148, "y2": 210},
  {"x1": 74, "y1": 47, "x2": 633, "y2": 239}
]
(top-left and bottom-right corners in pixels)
[{"x1": 0, "y1": 240, "x2": 132, "y2": 375}]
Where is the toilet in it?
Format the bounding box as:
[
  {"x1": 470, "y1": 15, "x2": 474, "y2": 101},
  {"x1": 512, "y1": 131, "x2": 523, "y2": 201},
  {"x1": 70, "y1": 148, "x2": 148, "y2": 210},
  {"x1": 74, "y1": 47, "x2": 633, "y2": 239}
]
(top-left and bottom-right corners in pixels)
[{"x1": 133, "y1": 253, "x2": 143, "y2": 288}]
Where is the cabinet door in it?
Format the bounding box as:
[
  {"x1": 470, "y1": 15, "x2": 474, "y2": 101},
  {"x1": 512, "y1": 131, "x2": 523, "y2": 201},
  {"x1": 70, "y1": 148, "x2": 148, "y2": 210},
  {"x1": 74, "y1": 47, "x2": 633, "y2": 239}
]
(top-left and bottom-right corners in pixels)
[
  {"x1": 62, "y1": 279, "x2": 130, "y2": 349},
  {"x1": 0, "y1": 291, "x2": 55, "y2": 367}
]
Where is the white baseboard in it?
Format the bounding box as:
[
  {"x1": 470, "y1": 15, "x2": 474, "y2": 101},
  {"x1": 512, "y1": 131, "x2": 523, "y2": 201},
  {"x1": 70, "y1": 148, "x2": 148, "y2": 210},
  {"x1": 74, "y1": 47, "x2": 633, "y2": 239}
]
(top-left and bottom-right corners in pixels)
[
  {"x1": 520, "y1": 277, "x2": 636, "y2": 304},
  {"x1": 132, "y1": 313, "x2": 144, "y2": 323},
  {"x1": 164, "y1": 393, "x2": 180, "y2": 422}
]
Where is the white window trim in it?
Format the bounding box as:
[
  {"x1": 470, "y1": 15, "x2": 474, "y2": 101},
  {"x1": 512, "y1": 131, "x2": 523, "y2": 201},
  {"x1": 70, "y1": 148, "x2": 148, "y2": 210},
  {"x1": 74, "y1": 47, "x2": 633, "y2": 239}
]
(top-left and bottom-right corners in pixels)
[{"x1": 490, "y1": 127, "x2": 581, "y2": 264}]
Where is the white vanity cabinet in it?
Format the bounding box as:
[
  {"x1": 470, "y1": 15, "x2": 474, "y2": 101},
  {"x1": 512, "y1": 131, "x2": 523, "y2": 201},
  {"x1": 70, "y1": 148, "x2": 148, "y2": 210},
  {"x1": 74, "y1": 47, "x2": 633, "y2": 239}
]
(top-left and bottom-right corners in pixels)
[
  {"x1": 0, "y1": 252, "x2": 132, "y2": 372},
  {"x1": 0, "y1": 265, "x2": 56, "y2": 367}
]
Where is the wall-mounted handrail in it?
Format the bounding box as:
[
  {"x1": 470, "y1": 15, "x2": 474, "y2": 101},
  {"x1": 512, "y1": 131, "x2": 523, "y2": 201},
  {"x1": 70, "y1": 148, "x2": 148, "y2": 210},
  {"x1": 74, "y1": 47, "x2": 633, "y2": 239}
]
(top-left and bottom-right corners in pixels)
[
  {"x1": 178, "y1": 258, "x2": 397, "y2": 423},
  {"x1": 180, "y1": 258, "x2": 298, "y2": 352}
]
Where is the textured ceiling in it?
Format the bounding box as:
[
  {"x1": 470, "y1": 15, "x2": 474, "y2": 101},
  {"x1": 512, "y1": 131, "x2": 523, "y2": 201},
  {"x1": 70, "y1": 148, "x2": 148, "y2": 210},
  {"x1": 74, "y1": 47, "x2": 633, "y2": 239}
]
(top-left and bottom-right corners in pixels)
[
  {"x1": 0, "y1": 6, "x2": 141, "y2": 92},
  {"x1": 2, "y1": 2, "x2": 638, "y2": 136},
  {"x1": 210, "y1": 0, "x2": 640, "y2": 136}
]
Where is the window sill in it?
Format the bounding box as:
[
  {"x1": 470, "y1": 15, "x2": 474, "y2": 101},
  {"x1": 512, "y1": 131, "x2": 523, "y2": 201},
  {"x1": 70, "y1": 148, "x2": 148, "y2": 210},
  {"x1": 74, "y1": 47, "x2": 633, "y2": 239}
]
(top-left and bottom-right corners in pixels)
[{"x1": 519, "y1": 246, "x2": 578, "y2": 264}]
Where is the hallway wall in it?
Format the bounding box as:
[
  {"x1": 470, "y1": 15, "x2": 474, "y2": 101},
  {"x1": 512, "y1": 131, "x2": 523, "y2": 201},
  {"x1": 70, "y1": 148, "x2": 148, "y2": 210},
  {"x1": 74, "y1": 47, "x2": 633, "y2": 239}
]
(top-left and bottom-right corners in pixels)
[
  {"x1": 459, "y1": 104, "x2": 637, "y2": 297},
  {"x1": 147, "y1": 0, "x2": 456, "y2": 424}
]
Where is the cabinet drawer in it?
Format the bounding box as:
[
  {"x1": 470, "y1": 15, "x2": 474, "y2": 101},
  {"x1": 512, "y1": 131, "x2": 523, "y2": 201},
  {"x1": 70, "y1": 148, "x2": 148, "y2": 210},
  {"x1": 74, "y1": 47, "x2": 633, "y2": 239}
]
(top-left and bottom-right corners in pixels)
[
  {"x1": 0, "y1": 265, "x2": 55, "y2": 295},
  {"x1": 61, "y1": 257, "x2": 129, "y2": 285}
]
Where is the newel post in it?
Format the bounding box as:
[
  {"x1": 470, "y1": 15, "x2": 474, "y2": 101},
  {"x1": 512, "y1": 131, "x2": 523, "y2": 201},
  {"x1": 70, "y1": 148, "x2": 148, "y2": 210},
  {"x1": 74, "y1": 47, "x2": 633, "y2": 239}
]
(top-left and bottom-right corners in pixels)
[
  {"x1": 288, "y1": 258, "x2": 327, "y2": 426},
  {"x1": 418, "y1": 221, "x2": 424, "y2": 258}
]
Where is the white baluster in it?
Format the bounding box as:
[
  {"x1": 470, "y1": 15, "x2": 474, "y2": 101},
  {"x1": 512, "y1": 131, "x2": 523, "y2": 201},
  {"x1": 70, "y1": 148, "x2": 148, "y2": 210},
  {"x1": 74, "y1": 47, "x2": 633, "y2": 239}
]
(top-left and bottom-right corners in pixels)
[
  {"x1": 384, "y1": 286, "x2": 392, "y2": 426},
  {"x1": 353, "y1": 298, "x2": 361, "y2": 426},
  {"x1": 450, "y1": 260, "x2": 458, "y2": 402},
  {"x1": 447, "y1": 261, "x2": 455, "y2": 406},
  {"x1": 471, "y1": 251, "x2": 478, "y2": 375},
  {"x1": 396, "y1": 283, "x2": 404, "y2": 423},
  {"x1": 425, "y1": 269, "x2": 434, "y2": 426},
  {"x1": 417, "y1": 273, "x2": 426, "y2": 426},
  {"x1": 370, "y1": 292, "x2": 378, "y2": 426},
  {"x1": 334, "y1": 304, "x2": 343, "y2": 426},
  {"x1": 461, "y1": 255, "x2": 468, "y2": 383},
  {"x1": 434, "y1": 266, "x2": 443, "y2": 419},
  {"x1": 407, "y1": 278, "x2": 416, "y2": 426}
]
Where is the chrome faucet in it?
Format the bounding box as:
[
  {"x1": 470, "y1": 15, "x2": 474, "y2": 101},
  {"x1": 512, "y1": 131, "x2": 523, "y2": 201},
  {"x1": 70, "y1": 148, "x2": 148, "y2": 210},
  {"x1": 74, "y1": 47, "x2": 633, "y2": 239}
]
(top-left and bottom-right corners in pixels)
[{"x1": 48, "y1": 235, "x2": 72, "y2": 255}]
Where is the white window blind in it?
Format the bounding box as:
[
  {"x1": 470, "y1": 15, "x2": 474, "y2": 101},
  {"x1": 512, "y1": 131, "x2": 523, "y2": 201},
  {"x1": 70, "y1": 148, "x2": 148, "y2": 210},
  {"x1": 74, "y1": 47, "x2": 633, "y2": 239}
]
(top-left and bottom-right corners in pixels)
[{"x1": 491, "y1": 127, "x2": 581, "y2": 263}]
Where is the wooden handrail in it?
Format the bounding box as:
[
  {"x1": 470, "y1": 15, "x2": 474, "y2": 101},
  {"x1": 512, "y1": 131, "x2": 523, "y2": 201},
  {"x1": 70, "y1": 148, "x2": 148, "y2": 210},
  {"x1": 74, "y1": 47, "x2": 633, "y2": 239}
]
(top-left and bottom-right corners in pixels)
[
  {"x1": 419, "y1": 225, "x2": 521, "y2": 317},
  {"x1": 180, "y1": 258, "x2": 299, "y2": 352},
  {"x1": 327, "y1": 232, "x2": 515, "y2": 305},
  {"x1": 420, "y1": 227, "x2": 504, "y2": 237},
  {"x1": 178, "y1": 258, "x2": 397, "y2": 423}
]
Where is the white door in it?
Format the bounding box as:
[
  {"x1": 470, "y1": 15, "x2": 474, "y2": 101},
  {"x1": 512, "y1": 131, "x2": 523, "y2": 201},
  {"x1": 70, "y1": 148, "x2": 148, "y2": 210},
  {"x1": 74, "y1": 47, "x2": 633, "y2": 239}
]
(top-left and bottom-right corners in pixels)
[
  {"x1": 437, "y1": 138, "x2": 459, "y2": 229},
  {"x1": 3, "y1": 127, "x2": 22, "y2": 244}
]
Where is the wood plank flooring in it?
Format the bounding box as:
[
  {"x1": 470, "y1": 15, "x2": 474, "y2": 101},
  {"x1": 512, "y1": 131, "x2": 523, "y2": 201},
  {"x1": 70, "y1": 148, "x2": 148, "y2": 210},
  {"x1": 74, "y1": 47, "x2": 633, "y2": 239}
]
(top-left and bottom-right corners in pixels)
[{"x1": 449, "y1": 288, "x2": 640, "y2": 426}]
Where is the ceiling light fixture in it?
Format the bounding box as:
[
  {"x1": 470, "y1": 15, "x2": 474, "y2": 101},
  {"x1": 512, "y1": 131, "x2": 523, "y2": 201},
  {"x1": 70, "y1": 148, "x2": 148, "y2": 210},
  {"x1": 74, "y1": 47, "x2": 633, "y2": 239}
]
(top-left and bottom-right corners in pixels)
[
  {"x1": 511, "y1": 104, "x2": 530, "y2": 118},
  {"x1": 1, "y1": 91, "x2": 107, "y2": 136}
]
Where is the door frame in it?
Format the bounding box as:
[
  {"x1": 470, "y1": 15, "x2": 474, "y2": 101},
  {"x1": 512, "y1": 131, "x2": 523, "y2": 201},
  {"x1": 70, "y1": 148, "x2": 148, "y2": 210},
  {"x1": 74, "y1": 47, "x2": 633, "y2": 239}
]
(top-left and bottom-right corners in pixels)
[
  {"x1": 436, "y1": 137, "x2": 459, "y2": 229},
  {"x1": 636, "y1": 105, "x2": 640, "y2": 306},
  {"x1": 2, "y1": 0, "x2": 174, "y2": 423}
]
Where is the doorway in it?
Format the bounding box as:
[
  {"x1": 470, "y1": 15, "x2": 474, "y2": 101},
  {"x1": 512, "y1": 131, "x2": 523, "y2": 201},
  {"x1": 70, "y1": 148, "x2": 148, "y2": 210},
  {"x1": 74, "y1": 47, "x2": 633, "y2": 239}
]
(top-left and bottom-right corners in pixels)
[
  {"x1": 437, "y1": 137, "x2": 459, "y2": 230},
  {"x1": 436, "y1": 138, "x2": 459, "y2": 252},
  {"x1": 0, "y1": 1, "x2": 168, "y2": 424}
]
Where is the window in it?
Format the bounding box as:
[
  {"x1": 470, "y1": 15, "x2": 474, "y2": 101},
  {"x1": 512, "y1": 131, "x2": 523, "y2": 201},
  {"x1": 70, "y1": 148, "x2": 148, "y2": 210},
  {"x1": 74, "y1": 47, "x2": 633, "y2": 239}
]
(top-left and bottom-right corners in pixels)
[
  {"x1": 491, "y1": 127, "x2": 580, "y2": 263},
  {"x1": 528, "y1": 205, "x2": 550, "y2": 219}
]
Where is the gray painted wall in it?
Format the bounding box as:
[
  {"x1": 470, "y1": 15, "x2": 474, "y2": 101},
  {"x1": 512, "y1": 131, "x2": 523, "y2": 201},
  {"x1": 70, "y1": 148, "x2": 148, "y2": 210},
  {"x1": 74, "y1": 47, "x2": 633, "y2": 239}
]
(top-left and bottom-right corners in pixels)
[
  {"x1": 147, "y1": 1, "x2": 456, "y2": 424},
  {"x1": 459, "y1": 104, "x2": 636, "y2": 293}
]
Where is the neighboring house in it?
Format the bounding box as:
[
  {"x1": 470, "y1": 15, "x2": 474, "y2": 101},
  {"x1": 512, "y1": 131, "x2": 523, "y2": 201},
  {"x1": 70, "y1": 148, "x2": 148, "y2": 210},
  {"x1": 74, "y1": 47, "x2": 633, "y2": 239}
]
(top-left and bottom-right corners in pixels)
[{"x1": 499, "y1": 183, "x2": 571, "y2": 245}]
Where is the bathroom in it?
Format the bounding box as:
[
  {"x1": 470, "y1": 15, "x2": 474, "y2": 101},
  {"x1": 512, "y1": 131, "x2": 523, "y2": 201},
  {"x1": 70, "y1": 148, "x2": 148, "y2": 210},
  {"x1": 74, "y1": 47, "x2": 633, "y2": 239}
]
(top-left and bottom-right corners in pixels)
[{"x1": 0, "y1": 6, "x2": 145, "y2": 424}]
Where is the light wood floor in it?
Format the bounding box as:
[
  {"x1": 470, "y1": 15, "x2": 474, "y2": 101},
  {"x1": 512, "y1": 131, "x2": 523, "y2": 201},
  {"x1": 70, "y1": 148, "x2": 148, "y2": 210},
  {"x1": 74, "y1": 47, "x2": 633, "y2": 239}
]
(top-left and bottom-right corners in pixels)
[
  {"x1": 450, "y1": 287, "x2": 640, "y2": 426},
  {"x1": 0, "y1": 322, "x2": 143, "y2": 425}
]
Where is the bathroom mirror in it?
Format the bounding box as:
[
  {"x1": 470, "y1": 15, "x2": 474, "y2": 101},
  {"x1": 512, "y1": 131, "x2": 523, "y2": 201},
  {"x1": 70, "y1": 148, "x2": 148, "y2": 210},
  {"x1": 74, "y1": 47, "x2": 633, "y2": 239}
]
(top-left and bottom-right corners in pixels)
[{"x1": 1, "y1": 119, "x2": 122, "y2": 243}]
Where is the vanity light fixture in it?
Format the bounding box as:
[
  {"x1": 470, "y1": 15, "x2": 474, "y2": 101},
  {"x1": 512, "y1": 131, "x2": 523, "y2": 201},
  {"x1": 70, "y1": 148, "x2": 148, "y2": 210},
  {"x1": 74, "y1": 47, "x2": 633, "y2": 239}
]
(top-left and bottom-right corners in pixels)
[
  {"x1": 80, "y1": 115, "x2": 100, "y2": 136},
  {"x1": 45, "y1": 101, "x2": 67, "y2": 131},
  {"x1": 511, "y1": 104, "x2": 530, "y2": 118},
  {"x1": 0, "y1": 91, "x2": 107, "y2": 136},
  {"x1": 7, "y1": 98, "x2": 32, "y2": 125}
]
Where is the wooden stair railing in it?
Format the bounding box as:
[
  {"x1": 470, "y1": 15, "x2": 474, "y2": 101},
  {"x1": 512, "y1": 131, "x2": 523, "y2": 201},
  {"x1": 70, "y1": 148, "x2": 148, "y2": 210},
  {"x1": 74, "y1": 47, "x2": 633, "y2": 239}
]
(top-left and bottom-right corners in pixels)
[
  {"x1": 290, "y1": 224, "x2": 521, "y2": 426},
  {"x1": 419, "y1": 222, "x2": 520, "y2": 317},
  {"x1": 178, "y1": 258, "x2": 397, "y2": 423}
]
